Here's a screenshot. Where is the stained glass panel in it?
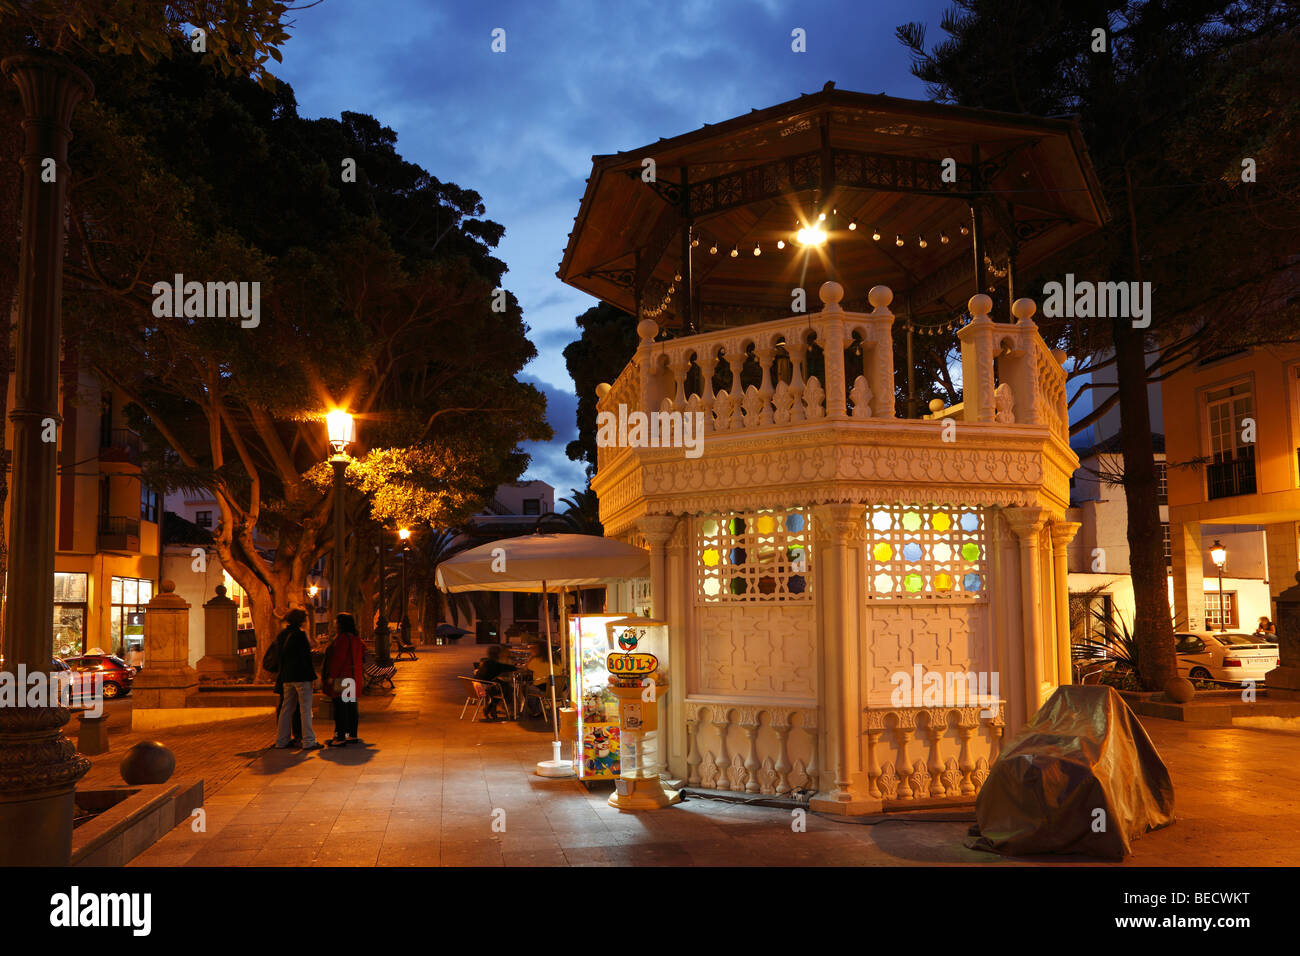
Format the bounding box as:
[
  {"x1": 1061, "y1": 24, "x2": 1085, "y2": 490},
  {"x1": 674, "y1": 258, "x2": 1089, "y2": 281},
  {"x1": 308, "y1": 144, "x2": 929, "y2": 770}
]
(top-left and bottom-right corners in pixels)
[
  {"x1": 865, "y1": 504, "x2": 987, "y2": 599},
  {"x1": 697, "y1": 508, "x2": 813, "y2": 603}
]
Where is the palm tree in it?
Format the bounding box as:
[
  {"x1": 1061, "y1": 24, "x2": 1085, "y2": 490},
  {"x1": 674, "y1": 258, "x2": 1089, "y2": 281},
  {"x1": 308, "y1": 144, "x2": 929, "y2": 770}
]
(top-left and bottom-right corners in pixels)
[
  {"x1": 408, "y1": 528, "x2": 492, "y2": 632},
  {"x1": 557, "y1": 487, "x2": 602, "y2": 535}
]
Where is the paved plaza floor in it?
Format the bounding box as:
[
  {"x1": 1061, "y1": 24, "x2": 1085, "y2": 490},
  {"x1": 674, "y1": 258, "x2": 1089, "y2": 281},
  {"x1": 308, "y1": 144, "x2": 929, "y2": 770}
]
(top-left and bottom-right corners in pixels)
[{"x1": 96, "y1": 643, "x2": 1300, "y2": 867}]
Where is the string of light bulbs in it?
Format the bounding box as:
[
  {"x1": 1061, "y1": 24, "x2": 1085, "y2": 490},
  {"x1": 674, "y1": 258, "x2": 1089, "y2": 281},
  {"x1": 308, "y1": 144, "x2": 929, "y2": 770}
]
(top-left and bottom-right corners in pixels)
[{"x1": 689, "y1": 210, "x2": 973, "y2": 261}]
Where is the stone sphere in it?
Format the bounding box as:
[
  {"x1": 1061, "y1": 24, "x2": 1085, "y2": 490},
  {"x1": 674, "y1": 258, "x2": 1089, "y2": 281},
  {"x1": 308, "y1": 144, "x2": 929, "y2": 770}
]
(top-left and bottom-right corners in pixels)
[
  {"x1": 595, "y1": 382, "x2": 611, "y2": 399},
  {"x1": 120, "y1": 741, "x2": 176, "y2": 785},
  {"x1": 968, "y1": 293, "x2": 993, "y2": 317},
  {"x1": 1011, "y1": 297, "x2": 1037, "y2": 322},
  {"x1": 1164, "y1": 677, "x2": 1195, "y2": 704},
  {"x1": 928, "y1": 398, "x2": 946, "y2": 413},
  {"x1": 867, "y1": 284, "x2": 893, "y2": 310},
  {"x1": 636, "y1": 317, "x2": 659, "y2": 342},
  {"x1": 819, "y1": 280, "x2": 844, "y2": 306}
]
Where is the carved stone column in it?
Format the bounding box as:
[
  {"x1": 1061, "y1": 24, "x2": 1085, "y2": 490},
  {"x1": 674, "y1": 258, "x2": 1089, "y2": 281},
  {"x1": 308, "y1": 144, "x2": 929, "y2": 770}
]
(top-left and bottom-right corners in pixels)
[
  {"x1": 637, "y1": 515, "x2": 678, "y2": 622},
  {"x1": 1005, "y1": 508, "x2": 1049, "y2": 721},
  {"x1": 809, "y1": 502, "x2": 879, "y2": 815},
  {"x1": 1050, "y1": 521, "x2": 1080, "y2": 687},
  {"x1": 0, "y1": 50, "x2": 93, "y2": 867},
  {"x1": 819, "y1": 283, "x2": 848, "y2": 420}
]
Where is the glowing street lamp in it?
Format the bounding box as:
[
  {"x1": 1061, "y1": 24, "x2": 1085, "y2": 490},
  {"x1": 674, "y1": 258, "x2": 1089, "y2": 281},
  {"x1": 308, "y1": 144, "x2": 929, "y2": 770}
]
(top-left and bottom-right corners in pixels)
[
  {"x1": 399, "y1": 528, "x2": 412, "y2": 651},
  {"x1": 1210, "y1": 539, "x2": 1227, "y2": 631},
  {"x1": 326, "y1": 408, "x2": 354, "y2": 615}
]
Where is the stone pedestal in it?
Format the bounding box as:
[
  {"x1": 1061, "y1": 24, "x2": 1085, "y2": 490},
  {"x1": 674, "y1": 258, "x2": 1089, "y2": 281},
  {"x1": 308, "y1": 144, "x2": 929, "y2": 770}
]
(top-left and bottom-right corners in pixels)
[
  {"x1": 1266, "y1": 573, "x2": 1300, "y2": 700},
  {"x1": 196, "y1": 584, "x2": 241, "y2": 678},
  {"x1": 133, "y1": 580, "x2": 198, "y2": 710}
]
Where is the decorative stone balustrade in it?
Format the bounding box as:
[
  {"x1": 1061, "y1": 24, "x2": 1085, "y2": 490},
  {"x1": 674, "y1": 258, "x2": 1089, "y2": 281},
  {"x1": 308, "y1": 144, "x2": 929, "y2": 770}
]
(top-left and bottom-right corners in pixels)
[
  {"x1": 685, "y1": 700, "x2": 818, "y2": 795},
  {"x1": 595, "y1": 283, "x2": 1071, "y2": 474},
  {"x1": 863, "y1": 703, "x2": 1005, "y2": 804}
]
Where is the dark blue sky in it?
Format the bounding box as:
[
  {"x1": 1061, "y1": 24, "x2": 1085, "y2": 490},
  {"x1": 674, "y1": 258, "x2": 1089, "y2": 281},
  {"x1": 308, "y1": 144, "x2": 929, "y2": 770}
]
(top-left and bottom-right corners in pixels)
[{"x1": 274, "y1": 0, "x2": 951, "y2": 497}]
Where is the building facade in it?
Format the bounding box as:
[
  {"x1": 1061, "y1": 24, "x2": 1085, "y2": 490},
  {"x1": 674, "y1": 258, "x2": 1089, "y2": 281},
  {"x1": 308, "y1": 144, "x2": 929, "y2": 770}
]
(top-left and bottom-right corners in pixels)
[
  {"x1": 1163, "y1": 344, "x2": 1300, "y2": 631},
  {"x1": 3, "y1": 360, "x2": 161, "y2": 661}
]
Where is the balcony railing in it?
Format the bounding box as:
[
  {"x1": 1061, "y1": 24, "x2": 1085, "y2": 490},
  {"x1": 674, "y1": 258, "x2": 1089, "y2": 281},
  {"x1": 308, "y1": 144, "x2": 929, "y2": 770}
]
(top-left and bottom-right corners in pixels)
[
  {"x1": 1206, "y1": 455, "x2": 1256, "y2": 500},
  {"x1": 97, "y1": 515, "x2": 141, "y2": 552},
  {"x1": 99, "y1": 428, "x2": 142, "y2": 464}
]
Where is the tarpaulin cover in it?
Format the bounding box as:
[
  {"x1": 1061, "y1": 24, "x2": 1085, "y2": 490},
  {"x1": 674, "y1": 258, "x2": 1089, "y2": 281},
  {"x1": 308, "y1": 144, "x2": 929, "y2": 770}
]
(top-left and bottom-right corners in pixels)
[{"x1": 967, "y1": 685, "x2": 1174, "y2": 859}]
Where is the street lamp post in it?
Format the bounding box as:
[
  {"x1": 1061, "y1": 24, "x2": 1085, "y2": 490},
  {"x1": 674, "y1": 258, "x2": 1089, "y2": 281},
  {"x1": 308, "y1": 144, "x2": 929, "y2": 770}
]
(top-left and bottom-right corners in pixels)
[
  {"x1": 0, "y1": 50, "x2": 94, "y2": 866},
  {"x1": 1210, "y1": 540, "x2": 1228, "y2": 632},
  {"x1": 376, "y1": 529, "x2": 389, "y2": 661},
  {"x1": 399, "y1": 528, "x2": 412, "y2": 653},
  {"x1": 326, "y1": 410, "x2": 354, "y2": 621}
]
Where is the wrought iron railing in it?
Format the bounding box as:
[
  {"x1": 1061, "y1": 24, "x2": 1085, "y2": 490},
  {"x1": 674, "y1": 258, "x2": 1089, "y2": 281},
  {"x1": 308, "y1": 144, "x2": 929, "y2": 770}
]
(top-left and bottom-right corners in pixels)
[
  {"x1": 98, "y1": 515, "x2": 141, "y2": 538},
  {"x1": 1206, "y1": 455, "x2": 1256, "y2": 500}
]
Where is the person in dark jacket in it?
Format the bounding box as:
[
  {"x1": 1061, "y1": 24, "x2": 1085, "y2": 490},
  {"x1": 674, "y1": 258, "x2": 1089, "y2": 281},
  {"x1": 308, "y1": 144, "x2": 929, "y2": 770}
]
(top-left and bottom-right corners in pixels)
[
  {"x1": 273, "y1": 611, "x2": 305, "y2": 746},
  {"x1": 275, "y1": 608, "x2": 321, "y2": 750},
  {"x1": 473, "y1": 645, "x2": 517, "y2": 721},
  {"x1": 323, "y1": 612, "x2": 365, "y2": 746}
]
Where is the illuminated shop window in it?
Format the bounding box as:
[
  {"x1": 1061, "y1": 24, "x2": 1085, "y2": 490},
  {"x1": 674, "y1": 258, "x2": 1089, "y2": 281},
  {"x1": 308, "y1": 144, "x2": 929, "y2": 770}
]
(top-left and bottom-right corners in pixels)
[
  {"x1": 866, "y1": 505, "x2": 986, "y2": 599},
  {"x1": 697, "y1": 508, "x2": 812, "y2": 603}
]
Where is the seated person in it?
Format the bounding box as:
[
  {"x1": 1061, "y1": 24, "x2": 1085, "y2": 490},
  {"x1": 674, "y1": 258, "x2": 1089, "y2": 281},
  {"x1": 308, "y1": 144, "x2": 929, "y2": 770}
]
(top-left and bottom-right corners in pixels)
[
  {"x1": 518, "y1": 642, "x2": 560, "y2": 718},
  {"x1": 473, "y1": 645, "x2": 517, "y2": 720}
]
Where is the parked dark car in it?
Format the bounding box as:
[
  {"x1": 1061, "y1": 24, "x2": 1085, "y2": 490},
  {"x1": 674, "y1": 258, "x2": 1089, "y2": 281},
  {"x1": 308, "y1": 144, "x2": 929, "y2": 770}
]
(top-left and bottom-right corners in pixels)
[{"x1": 62, "y1": 654, "x2": 135, "y2": 699}]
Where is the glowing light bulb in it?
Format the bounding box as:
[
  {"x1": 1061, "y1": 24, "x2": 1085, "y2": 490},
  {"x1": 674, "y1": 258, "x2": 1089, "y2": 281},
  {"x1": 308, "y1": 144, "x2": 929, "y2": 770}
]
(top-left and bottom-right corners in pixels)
[
  {"x1": 895, "y1": 234, "x2": 904, "y2": 247},
  {"x1": 872, "y1": 228, "x2": 881, "y2": 241},
  {"x1": 940, "y1": 231, "x2": 950, "y2": 244},
  {"x1": 710, "y1": 243, "x2": 718, "y2": 254},
  {"x1": 918, "y1": 236, "x2": 928, "y2": 248},
  {"x1": 848, "y1": 220, "x2": 857, "y2": 231},
  {"x1": 753, "y1": 243, "x2": 761, "y2": 256},
  {"x1": 730, "y1": 245, "x2": 739, "y2": 257},
  {"x1": 776, "y1": 239, "x2": 785, "y2": 249}
]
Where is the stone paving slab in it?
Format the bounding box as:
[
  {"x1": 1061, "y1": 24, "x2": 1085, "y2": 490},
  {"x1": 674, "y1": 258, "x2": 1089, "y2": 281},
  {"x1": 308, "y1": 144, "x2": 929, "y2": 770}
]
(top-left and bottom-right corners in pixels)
[{"x1": 88, "y1": 642, "x2": 1300, "y2": 867}]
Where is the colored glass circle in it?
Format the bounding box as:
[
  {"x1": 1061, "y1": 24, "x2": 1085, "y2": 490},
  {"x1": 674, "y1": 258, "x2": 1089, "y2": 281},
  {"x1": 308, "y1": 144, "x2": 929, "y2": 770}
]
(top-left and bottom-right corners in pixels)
[
  {"x1": 934, "y1": 573, "x2": 953, "y2": 591},
  {"x1": 729, "y1": 516, "x2": 747, "y2": 535},
  {"x1": 789, "y1": 575, "x2": 806, "y2": 594},
  {"x1": 873, "y1": 542, "x2": 893, "y2": 562},
  {"x1": 963, "y1": 573, "x2": 982, "y2": 592},
  {"x1": 871, "y1": 510, "x2": 892, "y2": 531},
  {"x1": 903, "y1": 573, "x2": 924, "y2": 593},
  {"x1": 933, "y1": 542, "x2": 952, "y2": 562},
  {"x1": 730, "y1": 547, "x2": 747, "y2": 565},
  {"x1": 703, "y1": 578, "x2": 720, "y2": 596},
  {"x1": 873, "y1": 572, "x2": 894, "y2": 592},
  {"x1": 785, "y1": 513, "x2": 805, "y2": 533},
  {"x1": 730, "y1": 577, "x2": 747, "y2": 595},
  {"x1": 961, "y1": 512, "x2": 979, "y2": 532},
  {"x1": 961, "y1": 542, "x2": 981, "y2": 562},
  {"x1": 902, "y1": 511, "x2": 922, "y2": 531},
  {"x1": 702, "y1": 518, "x2": 718, "y2": 536},
  {"x1": 932, "y1": 513, "x2": 951, "y2": 532},
  {"x1": 758, "y1": 576, "x2": 776, "y2": 594},
  {"x1": 702, "y1": 548, "x2": 719, "y2": 567},
  {"x1": 755, "y1": 514, "x2": 776, "y2": 534},
  {"x1": 903, "y1": 542, "x2": 922, "y2": 562}
]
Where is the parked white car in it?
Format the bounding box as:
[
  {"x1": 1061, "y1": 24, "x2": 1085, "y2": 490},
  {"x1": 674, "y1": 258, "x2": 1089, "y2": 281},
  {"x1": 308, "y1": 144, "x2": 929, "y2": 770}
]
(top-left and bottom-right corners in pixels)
[{"x1": 1174, "y1": 631, "x2": 1279, "y2": 683}]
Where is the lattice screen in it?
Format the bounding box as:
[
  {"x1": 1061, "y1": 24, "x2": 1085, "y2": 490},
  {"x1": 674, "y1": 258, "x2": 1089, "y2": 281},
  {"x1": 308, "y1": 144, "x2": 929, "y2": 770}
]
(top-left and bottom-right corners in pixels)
[
  {"x1": 865, "y1": 504, "x2": 987, "y2": 599},
  {"x1": 696, "y1": 509, "x2": 812, "y2": 603}
]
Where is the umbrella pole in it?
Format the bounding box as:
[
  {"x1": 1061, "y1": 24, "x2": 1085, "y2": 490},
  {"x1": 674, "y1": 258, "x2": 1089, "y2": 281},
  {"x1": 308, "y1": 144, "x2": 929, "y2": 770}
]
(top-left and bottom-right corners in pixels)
[{"x1": 536, "y1": 580, "x2": 573, "y2": 777}]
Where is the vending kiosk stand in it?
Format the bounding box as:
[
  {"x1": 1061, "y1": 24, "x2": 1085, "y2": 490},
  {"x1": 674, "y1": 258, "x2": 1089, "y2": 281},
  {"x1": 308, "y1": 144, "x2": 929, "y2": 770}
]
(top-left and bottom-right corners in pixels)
[{"x1": 606, "y1": 647, "x2": 681, "y2": 811}]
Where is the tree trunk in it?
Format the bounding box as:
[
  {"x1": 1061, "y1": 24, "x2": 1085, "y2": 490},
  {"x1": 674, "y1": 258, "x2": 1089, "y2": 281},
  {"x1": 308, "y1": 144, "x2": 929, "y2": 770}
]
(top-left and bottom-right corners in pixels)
[{"x1": 1113, "y1": 162, "x2": 1178, "y2": 690}]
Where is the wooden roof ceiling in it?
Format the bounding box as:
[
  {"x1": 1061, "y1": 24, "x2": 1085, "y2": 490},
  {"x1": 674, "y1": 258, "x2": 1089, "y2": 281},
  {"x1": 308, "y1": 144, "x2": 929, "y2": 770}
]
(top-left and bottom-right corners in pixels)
[{"x1": 557, "y1": 85, "x2": 1110, "y2": 327}]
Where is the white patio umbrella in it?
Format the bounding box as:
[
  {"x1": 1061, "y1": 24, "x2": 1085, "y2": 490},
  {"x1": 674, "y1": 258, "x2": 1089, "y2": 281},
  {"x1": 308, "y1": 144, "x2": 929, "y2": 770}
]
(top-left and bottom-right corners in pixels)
[{"x1": 435, "y1": 532, "x2": 650, "y2": 777}]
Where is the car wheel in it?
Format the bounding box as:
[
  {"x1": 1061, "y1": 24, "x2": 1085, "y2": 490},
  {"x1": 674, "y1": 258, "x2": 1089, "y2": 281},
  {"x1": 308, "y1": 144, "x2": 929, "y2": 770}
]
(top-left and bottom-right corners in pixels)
[
  {"x1": 1188, "y1": 667, "x2": 1212, "y2": 681},
  {"x1": 102, "y1": 681, "x2": 122, "y2": 699}
]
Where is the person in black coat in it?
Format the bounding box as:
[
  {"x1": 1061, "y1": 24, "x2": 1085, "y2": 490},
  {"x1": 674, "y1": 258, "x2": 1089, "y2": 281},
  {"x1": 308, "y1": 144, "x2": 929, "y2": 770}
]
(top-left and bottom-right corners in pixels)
[
  {"x1": 473, "y1": 645, "x2": 517, "y2": 721},
  {"x1": 274, "y1": 608, "x2": 321, "y2": 749}
]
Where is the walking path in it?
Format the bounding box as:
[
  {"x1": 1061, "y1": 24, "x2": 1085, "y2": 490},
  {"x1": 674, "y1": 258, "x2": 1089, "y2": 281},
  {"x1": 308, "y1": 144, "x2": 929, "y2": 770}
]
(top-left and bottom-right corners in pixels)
[{"x1": 98, "y1": 643, "x2": 1300, "y2": 866}]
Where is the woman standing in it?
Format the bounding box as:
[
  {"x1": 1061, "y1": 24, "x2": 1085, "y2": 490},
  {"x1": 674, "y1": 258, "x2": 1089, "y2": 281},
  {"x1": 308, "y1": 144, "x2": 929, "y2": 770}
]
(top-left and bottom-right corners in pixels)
[{"x1": 324, "y1": 612, "x2": 365, "y2": 746}]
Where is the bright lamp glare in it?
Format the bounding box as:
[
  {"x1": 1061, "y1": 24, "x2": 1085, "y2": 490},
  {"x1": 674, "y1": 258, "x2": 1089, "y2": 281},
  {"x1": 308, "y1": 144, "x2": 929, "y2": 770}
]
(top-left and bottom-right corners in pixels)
[
  {"x1": 796, "y1": 226, "x2": 827, "y2": 247},
  {"x1": 325, "y1": 409, "x2": 354, "y2": 451}
]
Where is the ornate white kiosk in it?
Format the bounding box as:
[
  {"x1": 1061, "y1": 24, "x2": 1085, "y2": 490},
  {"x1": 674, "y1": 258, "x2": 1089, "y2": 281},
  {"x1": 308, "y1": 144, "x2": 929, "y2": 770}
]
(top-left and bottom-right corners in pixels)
[{"x1": 593, "y1": 284, "x2": 1078, "y2": 814}]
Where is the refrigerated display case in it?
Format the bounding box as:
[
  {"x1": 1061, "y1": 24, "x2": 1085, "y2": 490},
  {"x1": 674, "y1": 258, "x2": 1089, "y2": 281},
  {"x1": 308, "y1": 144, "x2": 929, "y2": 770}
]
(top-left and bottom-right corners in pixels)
[{"x1": 568, "y1": 614, "x2": 623, "y2": 780}]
